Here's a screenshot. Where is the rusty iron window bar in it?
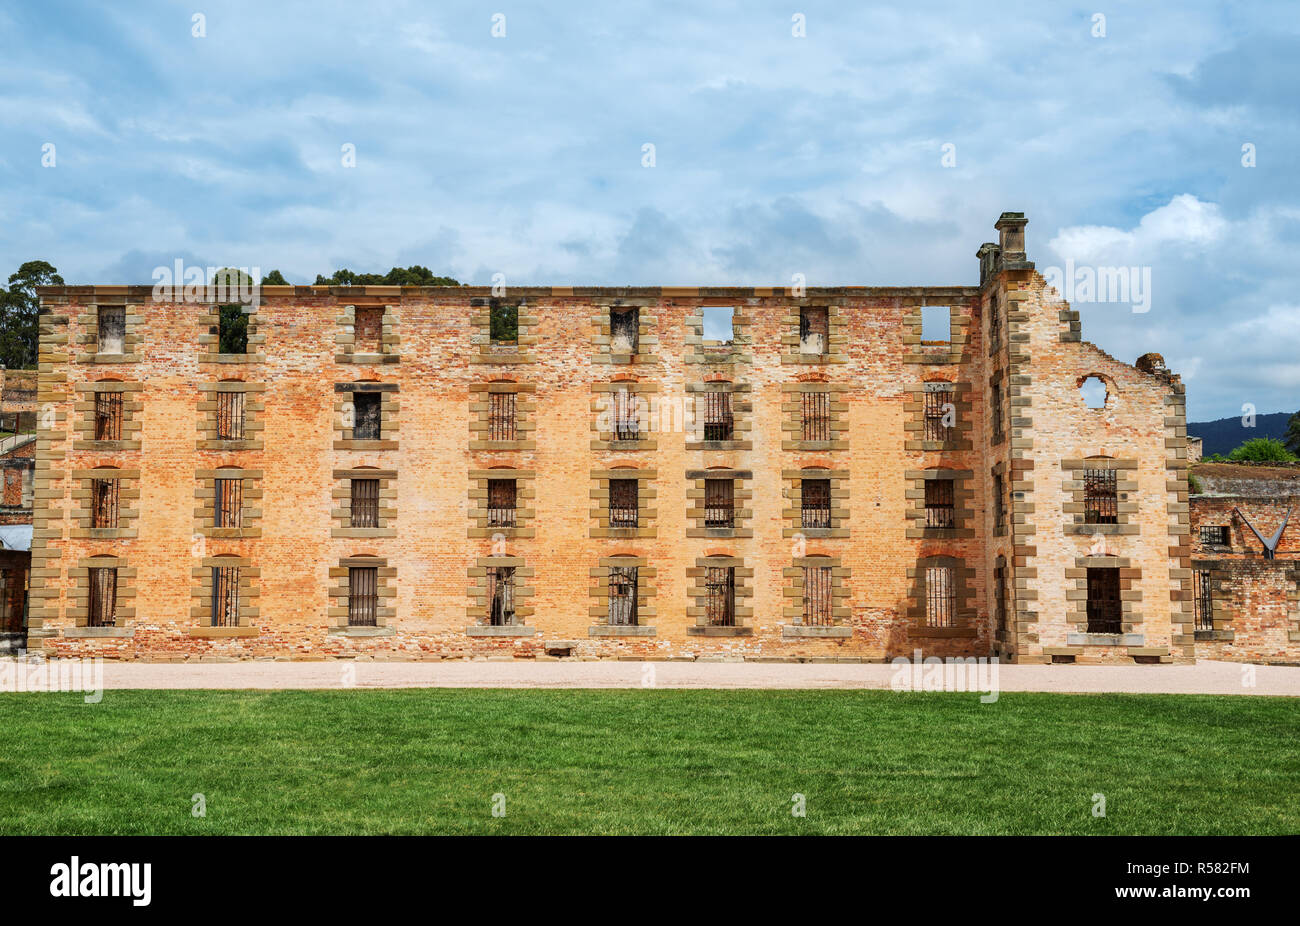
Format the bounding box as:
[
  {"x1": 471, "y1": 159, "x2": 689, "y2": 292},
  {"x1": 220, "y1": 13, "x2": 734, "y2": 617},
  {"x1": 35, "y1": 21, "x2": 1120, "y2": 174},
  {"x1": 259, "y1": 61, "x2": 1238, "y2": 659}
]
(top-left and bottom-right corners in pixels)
[
  {"x1": 348, "y1": 566, "x2": 378, "y2": 627},
  {"x1": 608, "y1": 565, "x2": 638, "y2": 626},
  {"x1": 1200, "y1": 525, "x2": 1229, "y2": 546},
  {"x1": 1193, "y1": 568, "x2": 1214, "y2": 632},
  {"x1": 705, "y1": 566, "x2": 735, "y2": 627},
  {"x1": 211, "y1": 565, "x2": 240, "y2": 627},
  {"x1": 702, "y1": 391, "x2": 734, "y2": 442},
  {"x1": 216, "y1": 391, "x2": 246, "y2": 440},
  {"x1": 1084, "y1": 468, "x2": 1118, "y2": 524},
  {"x1": 924, "y1": 387, "x2": 953, "y2": 441},
  {"x1": 991, "y1": 381, "x2": 1004, "y2": 439},
  {"x1": 802, "y1": 565, "x2": 833, "y2": 626},
  {"x1": 91, "y1": 478, "x2": 119, "y2": 529},
  {"x1": 1086, "y1": 567, "x2": 1122, "y2": 634},
  {"x1": 487, "y1": 566, "x2": 516, "y2": 626},
  {"x1": 215, "y1": 478, "x2": 243, "y2": 528},
  {"x1": 924, "y1": 565, "x2": 955, "y2": 628},
  {"x1": 613, "y1": 388, "x2": 640, "y2": 441},
  {"x1": 351, "y1": 478, "x2": 380, "y2": 528},
  {"x1": 487, "y1": 479, "x2": 517, "y2": 528},
  {"x1": 801, "y1": 391, "x2": 830, "y2": 441},
  {"x1": 94, "y1": 392, "x2": 123, "y2": 441},
  {"x1": 489, "y1": 391, "x2": 517, "y2": 442},
  {"x1": 704, "y1": 478, "x2": 734, "y2": 528},
  {"x1": 993, "y1": 472, "x2": 1006, "y2": 533},
  {"x1": 801, "y1": 479, "x2": 832, "y2": 530},
  {"x1": 88, "y1": 566, "x2": 118, "y2": 627},
  {"x1": 925, "y1": 479, "x2": 955, "y2": 529},
  {"x1": 609, "y1": 478, "x2": 639, "y2": 528},
  {"x1": 995, "y1": 562, "x2": 1008, "y2": 633},
  {"x1": 352, "y1": 392, "x2": 382, "y2": 441}
]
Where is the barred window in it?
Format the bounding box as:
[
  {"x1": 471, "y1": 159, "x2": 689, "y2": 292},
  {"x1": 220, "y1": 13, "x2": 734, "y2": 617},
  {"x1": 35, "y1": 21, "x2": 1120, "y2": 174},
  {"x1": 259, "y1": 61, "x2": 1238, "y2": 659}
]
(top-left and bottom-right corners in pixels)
[
  {"x1": 1086, "y1": 567, "x2": 1122, "y2": 634},
  {"x1": 705, "y1": 566, "x2": 735, "y2": 627},
  {"x1": 88, "y1": 567, "x2": 118, "y2": 627},
  {"x1": 609, "y1": 478, "x2": 639, "y2": 528},
  {"x1": 1083, "y1": 468, "x2": 1118, "y2": 524},
  {"x1": 702, "y1": 391, "x2": 734, "y2": 441},
  {"x1": 487, "y1": 566, "x2": 516, "y2": 626},
  {"x1": 210, "y1": 565, "x2": 240, "y2": 627},
  {"x1": 91, "y1": 478, "x2": 119, "y2": 529},
  {"x1": 925, "y1": 479, "x2": 955, "y2": 529},
  {"x1": 94, "y1": 392, "x2": 123, "y2": 441},
  {"x1": 608, "y1": 565, "x2": 638, "y2": 626},
  {"x1": 610, "y1": 307, "x2": 639, "y2": 353},
  {"x1": 801, "y1": 565, "x2": 833, "y2": 626},
  {"x1": 1194, "y1": 568, "x2": 1214, "y2": 632},
  {"x1": 801, "y1": 392, "x2": 830, "y2": 441},
  {"x1": 799, "y1": 307, "x2": 828, "y2": 354},
  {"x1": 348, "y1": 566, "x2": 378, "y2": 627},
  {"x1": 217, "y1": 391, "x2": 246, "y2": 440},
  {"x1": 488, "y1": 479, "x2": 517, "y2": 528},
  {"x1": 214, "y1": 478, "x2": 243, "y2": 528},
  {"x1": 489, "y1": 392, "x2": 517, "y2": 441},
  {"x1": 350, "y1": 478, "x2": 380, "y2": 528},
  {"x1": 993, "y1": 472, "x2": 1006, "y2": 534},
  {"x1": 613, "y1": 387, "x2": 640, "y2": 441},
  {"x1": 988, "y1": 294, "x2": 1001, "y2": 354},
  {"x1": 924, "y1": 565, "x2": 955, "y2": 628},
  {"x1": 994, "y1": 561, "x2": 1008, "y2": 633},
  {"x1": 97, "y1": 306, "x2": 125, "y2": 354},
  {"x1": 924, "y1": 387, "x2": 953, "y2": 441},
  {"x1": 801, "y1": 478, "x2": 831, "y2": 529},
  {"x1": 1200, "y1": 525, "x2": 1229, "y2": 546},
  {"x1": 704, "y1": 478, "x2": 734, "y2": 528},
  {"x1": 991, "y1": 380, "x2": 1003, "y2": 440},
  {"x1": 352, "y1": 392, "x2": 381, "y2": 440}
]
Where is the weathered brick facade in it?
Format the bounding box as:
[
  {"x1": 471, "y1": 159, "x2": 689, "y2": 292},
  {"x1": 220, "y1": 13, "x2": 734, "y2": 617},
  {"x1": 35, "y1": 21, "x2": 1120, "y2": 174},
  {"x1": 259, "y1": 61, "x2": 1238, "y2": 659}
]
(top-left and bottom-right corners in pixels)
[{"x1": 27, "y1": 213, "x2": 1197, "y2": 663}]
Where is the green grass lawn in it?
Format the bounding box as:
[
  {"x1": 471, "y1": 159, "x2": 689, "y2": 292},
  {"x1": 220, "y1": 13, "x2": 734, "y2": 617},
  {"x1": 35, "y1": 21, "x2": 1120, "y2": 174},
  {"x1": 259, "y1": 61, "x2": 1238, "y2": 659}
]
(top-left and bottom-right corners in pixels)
[{"x1": 0, "y1": 689, "x2": 1295, "y2": 834}]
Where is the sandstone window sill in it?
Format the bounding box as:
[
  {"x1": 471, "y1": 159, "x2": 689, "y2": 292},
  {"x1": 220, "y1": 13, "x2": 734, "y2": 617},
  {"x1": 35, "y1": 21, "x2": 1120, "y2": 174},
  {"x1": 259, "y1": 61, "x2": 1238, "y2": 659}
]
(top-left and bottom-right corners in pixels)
[{"x1": 1066, "y1": 632, "x2": 1145, "y2": 646}]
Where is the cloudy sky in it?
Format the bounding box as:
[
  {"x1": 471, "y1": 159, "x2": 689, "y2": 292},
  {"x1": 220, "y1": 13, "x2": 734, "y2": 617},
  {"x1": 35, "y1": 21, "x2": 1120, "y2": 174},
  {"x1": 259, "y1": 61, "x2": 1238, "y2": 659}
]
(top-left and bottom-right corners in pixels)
[{"x1": 1, "y1": 0, "x2": 1296, "y2": 420}]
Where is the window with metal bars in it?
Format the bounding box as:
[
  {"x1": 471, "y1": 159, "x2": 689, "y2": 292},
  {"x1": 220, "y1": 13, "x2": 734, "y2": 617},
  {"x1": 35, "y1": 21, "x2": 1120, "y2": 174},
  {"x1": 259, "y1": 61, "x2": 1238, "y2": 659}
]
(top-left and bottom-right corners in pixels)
[
  {"x1": 489, "y1": 391, "x2": 517, "y2": 441},
  {"x1": 799, "y1": 307, "x2": 829, "y2": 354},
  {"x1": 988, "y1": 294, "x2": 1001, "y2": 354},
  {"x1": 90, "y1": 478, "x2": 119, "y2": 529},
  {"x1": 214, "y1": 478, "x2": 243, "y2": 528},
  {"x1": 609, "y1": 307, "x2": 639, "y2": 353},
  {"x1": 704, "y1": 478, "x2": 734, "y2": 528},
  {"x1": 348, "y1": 566, "x2": 378, "y2": 627},
  {"x1": 487, "y1": 479, "x2": 517, "y2": 528},
  {"x1": 1083, "y1": 468, "x2": 1118, "y2": 524},
  {"x1": 216, "y1": 391, "x2": 246, "y2": 440},
  {"x1": 1085, "y1": 567, "x2": 1122, "y2": 633},
  {"x1": 97, "y1": 306, "x2": 125, "y2": 354},
  {"x1": 609, "y1": 478, "x2": 639, "y2": 528},
  {"x1": 702, "y1": 391, "x2": 733, "y2": 441},
  {"x1": 925, "y1": 479, "x2": 955, "y2": 529},
  {"x1": 801, "y1": 392, "x2": 830, "y2": 441},
  {"x1": 612, "y1": 388, "x2": 640, "y2": 441},
  {"x1": 210, "y1": 565, "x2": 240, "y2": 627},
  {"x1": 924, "y1": 387, "x2": 953, "y2": 441},
  {"x1": 350, "y1": 478, "x2": 380, "y2": 528},
  {"x1": 88, "y1": 567, "x2": 118, "y2": 627},
  {"x1": 352, "y1": 392, "x2": 381, "y2": 440},
  {"x1": 94, "y1": 392, "x2": 123, "y2": 441},
  {"x1": 995, "y1": 562, "x2": 1008, "y2": 633},
  {"x1": 924, "y1": 565, "x2": 955, "y2": 628},
  {"x1": 801, "y1": 565, "x2": 833, "y2": 626},
  {"x1": 607, "y1": 565, "x2": 638, "y2": 626},
  {"x1": 1193, "y1": 568, "x2": 1214, "y2": 632},
  {"x1": 991, "y1": 380, "x2": 1004, "y2": 439},
  {"x1": 801, "y1": 478, "x2": 831, "y2": 529},
  {"x1": 993, "y1": 472, "x2": 1006, "y2": 534},
  {"x1": 487, "y1": 566, "x2": 516, "y2": 626},
  {"x1": 705, "y1": 566, "x2": 736, "y2": 627},
  {"x1": 1200, "y1": 525, "x2": 1229, "y2": 546}
]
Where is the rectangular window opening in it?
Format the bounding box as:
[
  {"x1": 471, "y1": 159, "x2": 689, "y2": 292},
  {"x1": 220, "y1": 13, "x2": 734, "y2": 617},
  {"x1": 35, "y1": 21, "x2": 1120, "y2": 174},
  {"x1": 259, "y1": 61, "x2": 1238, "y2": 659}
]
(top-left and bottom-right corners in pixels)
[
  {"x1": 88, "y1": 567, "x2": 118, "y2": 627},
  {"x1": 217, "y1": 305, "x2": 250, "y2": 354},
  {"x1": 1193, "y1": 568, "x2": 1214, "y2": 632},
  {"x1": 802, "y1": 565, "x2": 833, "y2": 626},
  {"x1": 487, "y1": 566, "x2": 517, "y2": 626},
  {"x1": 704, "y1": 478, "x2": 734, "y2": 529},
  {"x1": 705, "y1": 566, "x2": 736, "y2": 626},
  {"x1": 925, "y1": 478, "x2": 956, "y2": 529},
  {"x1": 613, "y1": 387, "x2": 640, "y2": 441},
  {"x1": 1200, "y1": 525, "x2": 1229, "y2": 546},
  {"x1": 488, "y1": 391, "x2": 517, "y2": 442},
  {"x1": 608, "y1": 565, "x2": 638, "y2": 626},
  {"x1": 1085, "y1": 566, "x2": 1122, "y2": 634},
  {"x1": 799, "y1": 307, "x2": 829, "y2": 355},
  {"x1": 90, "y1": 478, "x2": 119, "y2": 529},
  {"x1": 211, "y1": 565, "x2": 240, "y2": 627},
  {"x1": 1083, "y1": 468, "x2": 1118, "y2": 524},
  {"x1": 350, "y1": 478, "x2": 380, "y2": 528},
  {"x1": 490, "y1": 303, "x2": 519, "y2": 344},
  {"x1": 702, "y1": 391, "x2": 734, "y2": 442},
  {"x1": 348, "y1": 566, "x2": 378, "y2": 627},
  {"x1": 994, "y1": 563, "x2": 1008, "y2": 633},
  {"x1": 354, "y1": 307, "x2": 384, "y2": 354},
  {"x1": 97, "y1": 306, "x2": 125, "y2": 354},
  {"x1": 609, "y1": 307, "x2": 639, "y2": 353},
  {"x1": 352, "y1": 392, "x2": 382, "y2": 441},
  {"x1": 487, "y1": 478, "x2": 517, "y2": 528},
  {"x1": 216, "y1": 391, "x2": 246, "y2": 441},
  {"x1": 924, "y1": 565, "x2": 955, "y2": 628},
  {"x1": 801, "y1": 391, "x2": 830, "y2": 442},
  {"x1": 94, "y1": 392, "x2": 123, "y2": 441},
  {"x1": 214, "y1": 477, "x2": 243, "y2": 528},
  {"x1": 701, "y1": 306, "x2": 734, "y2": 345},
  {"x1": 921, "y1": 305, "x2": 951, "y2": 344},
  {"x1": 609, "y1": 478, "x2": 639, "y2": 528},
  {"x1": 993, "y1": 472, "x2": 1006, "y2": 534},
  {"x1": 801, "y1": 478, "x2": 832, "y2": 530},
  {"x1": 923, "y1": 386, "x2": 953, "y2": 441}
]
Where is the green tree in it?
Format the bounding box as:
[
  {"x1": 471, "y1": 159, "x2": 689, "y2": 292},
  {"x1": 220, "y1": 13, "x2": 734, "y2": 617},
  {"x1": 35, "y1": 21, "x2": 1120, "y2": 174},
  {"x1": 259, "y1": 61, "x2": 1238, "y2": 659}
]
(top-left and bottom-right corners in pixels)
[
  {"x1": 0, "y1": 260, "x2": 64, "y2": 369},
  {"x1": 1226, "y1": 437, "x2": 1298, "y2": 463},
  {"x1": 261, "y1": 269, "x2": 290, "y2": 285},
  {"x1": 314, "y1": 266, "x2": 460, "y2": 287},
  {"x1": 1284, "y1": 410, "x2": 1300, "y2": 456}
]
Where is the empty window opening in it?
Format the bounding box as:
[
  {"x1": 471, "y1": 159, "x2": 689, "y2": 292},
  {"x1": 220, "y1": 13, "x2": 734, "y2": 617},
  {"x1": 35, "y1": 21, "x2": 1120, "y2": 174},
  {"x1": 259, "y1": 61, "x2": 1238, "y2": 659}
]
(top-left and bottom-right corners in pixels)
[
  {"x1": 993, "y1": 472, "x2": 1006, "y2": 533},
  {"x1": 354, "y1": 307, "x2": 384, "y2": 353},
  {"x1": 609, "y1": 478, "x2": 639, "y2": 528},
  {"x1": 487, "y1": 566, "x2": 517, "y2": 626},
  {"x1": 1200, "y1": 525, "x2": 1229, "y2": 546},
  {"x1": 801, "y1": 392, "x2": 830, "y2": 441},
  {"x1": 88, "y1": 566, "x2": 118, "y2": 627},
  {"x1": 489, "y1": 391, "x2": 517, "y2": 441},
  {"x1": 0, "y1": 567, "x2": 19, "y2": 633},
  {"x1": 610, "y1": 307, "x2": 639, "y2": 353},
  {"x1": 91, "y1": 478, "x2": 119, "y2": 529},
  {"x1": 702, "y1": 391, "x2": 734, "y2": 441},
  {"x1": 921, "y1": 306, "x2": 951, "y2": 344},
  {"x1": 1193, "y1": 569, "x2": 1214, "y2": 632},
  {"x1": 1079, "y1": 376, "x2": 1107, "y2": 409},
  {"x1": 799, "y1": 307, "x2": 829, "y2": 355},
  {"x1": 924, "y1": 385, "x2": 954, "y2": 441},
  {"x1": 1085, "y1": 566, "x2": 1122, "y2": 633},
  {"x1": 352, "y1": 392, "x2": 382, "y2": 440},
  {"x1": 94, "y1": 391, "x2": 123, "y2": 441},
  {"x1": 994, "y1": 562, "x2": 1008, "y2": 633},
  {"x1": 1083, "y1": 467, "x2": 1118, "y2": 524},
  {"x1": 925, "y1": 478, "x2": 956, "y2": 529},
  {"x1": 487, "y1": 478, "x2": 517, "y2": 528},
  {"x1": 801, "y1": 564, "x2": 833, "y2": 626},
  {"x1": 613, "y1": 387, "x2": 641, "y2": 441},
  {"x1": 217, "y1": 391, "x2": 246, "y2": 440},
  {"x1": 350, "y1": 478, "x2": 380, "y2": 528},
  {"x1": 705, "y1": 566, "x2": 736, "y2": 626},
  {"x1": 924, "y1": 565, "x2": 955, "y2": 628},
  {"x1": 348, "y1": 566, "x2": 378, "y2": 627},
  {"x1": 490, "y1": 303, "x2": 519, "y2": 344},
  {"x1": 215, "y1": 477, "x2": 243, "y2": 528},
  {"x1": 704, "y1": 478, "x2": 735, "y2": 528},
  {"x1": 97, "y1": 306, "x2": 125, "y2": 354},
  {"x1": 988, "y1": 294, "x2": 1002, "y2": 353},
  {"x1": 608, "y1": 565, "x2": 639, "y2": 626},
  {"x1": 702, "y1": 306, "x2": 734, "y2": 344},
  {"x1": 991, "y1": 380, "x2": 1004, "y2": 439},
  {"x1": 801, "y1": 478, "x2": 832, "y2": 530},
  {"x1": 217, "y1": 305, "x2": 249, "y2": 354},
  {"x1": 211, "y1": 565, "x2": 240, "y2": 627}
]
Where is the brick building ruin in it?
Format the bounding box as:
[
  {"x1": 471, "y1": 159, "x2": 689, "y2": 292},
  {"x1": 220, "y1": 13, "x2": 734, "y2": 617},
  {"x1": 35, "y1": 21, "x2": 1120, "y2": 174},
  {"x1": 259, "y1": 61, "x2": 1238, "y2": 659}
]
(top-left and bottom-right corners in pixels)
[{"x1": 24, "y1": 212, "x2": 1253, "y2": 664}]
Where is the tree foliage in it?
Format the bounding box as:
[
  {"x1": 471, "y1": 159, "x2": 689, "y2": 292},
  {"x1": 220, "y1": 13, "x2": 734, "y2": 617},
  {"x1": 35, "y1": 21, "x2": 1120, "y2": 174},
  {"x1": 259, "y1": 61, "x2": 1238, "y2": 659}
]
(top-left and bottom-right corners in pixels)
[
  {"x1": 0, "y1": 260, "x2": 63, "y2": 369},
  {"x1": 1226, "y1": 437, "x2": 1298, "y2": 463},
  {"x1": 1285, "y1": 411, "x2": 1300, "y2": 456},
  {"x1": 314, "y1": 266, "x2": 460, "y2": 287}
]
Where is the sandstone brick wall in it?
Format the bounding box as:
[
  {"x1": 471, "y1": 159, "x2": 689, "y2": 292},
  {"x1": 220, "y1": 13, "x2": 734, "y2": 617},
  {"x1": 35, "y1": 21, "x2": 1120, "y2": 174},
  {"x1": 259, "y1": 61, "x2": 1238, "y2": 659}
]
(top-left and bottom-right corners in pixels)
[{"x1": 27, "y1": 216, "x2": 1192, "y2": 663}]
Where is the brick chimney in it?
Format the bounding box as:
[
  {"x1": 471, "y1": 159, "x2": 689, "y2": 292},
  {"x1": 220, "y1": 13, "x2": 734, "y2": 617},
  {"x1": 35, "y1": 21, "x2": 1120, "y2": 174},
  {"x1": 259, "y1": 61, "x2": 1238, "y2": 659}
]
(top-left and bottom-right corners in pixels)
[
  {"x1": 994, "y1": 212, "x2": 1028, "y2": 262},
  {"x1": 976, "y1": 242, "x2": 1000, "y2": 286}
]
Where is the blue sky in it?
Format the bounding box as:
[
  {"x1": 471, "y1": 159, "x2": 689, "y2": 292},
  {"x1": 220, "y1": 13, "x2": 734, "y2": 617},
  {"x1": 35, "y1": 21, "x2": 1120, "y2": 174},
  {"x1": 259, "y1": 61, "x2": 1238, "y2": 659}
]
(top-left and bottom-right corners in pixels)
[{"x1": 1, "y1": 0, "x2": 1297, "y2": 421}]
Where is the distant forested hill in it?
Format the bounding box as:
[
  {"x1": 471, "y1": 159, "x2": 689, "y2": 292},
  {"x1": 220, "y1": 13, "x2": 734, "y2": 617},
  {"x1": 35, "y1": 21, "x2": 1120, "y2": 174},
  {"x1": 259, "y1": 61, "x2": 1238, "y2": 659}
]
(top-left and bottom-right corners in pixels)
[{"x1": 1188, "y1": 412, "x2": 1291, "y2": 457}]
